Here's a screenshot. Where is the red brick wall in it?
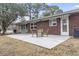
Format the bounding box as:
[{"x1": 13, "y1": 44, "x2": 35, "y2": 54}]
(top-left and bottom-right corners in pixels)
[
  {"x1": 36, "y1": 18, "x2": 61, "y2": 35},
  {"x1": 27, "y1": 18, "x2": 60, "y2": 35},
  {"x1": 37, "y1": 21, "x2": 49, "y2": 33},
  {"x1": 69, "y1": 13, "x2": 79, "y2": 36}
]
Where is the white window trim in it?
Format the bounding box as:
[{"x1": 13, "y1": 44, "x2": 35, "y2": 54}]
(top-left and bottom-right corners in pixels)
[{"x1": 49, "y1": 19, "x2": 57, "y2": 26}]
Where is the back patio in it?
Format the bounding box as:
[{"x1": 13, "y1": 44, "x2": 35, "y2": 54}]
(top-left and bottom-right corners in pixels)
[{"x1": 7, "y1": 34, "x2": 70, "y2": 49}]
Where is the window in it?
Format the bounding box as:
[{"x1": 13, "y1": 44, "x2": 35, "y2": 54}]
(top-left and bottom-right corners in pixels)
[
  {"x1": 62, "y1": 19, "x2": 67, "y2": 32},
  {"x1": 49, "y1": 19, "x2": 57, "y2": 26}
]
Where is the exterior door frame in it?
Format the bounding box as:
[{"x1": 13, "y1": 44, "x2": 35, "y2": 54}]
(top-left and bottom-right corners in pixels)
[
  {"x1": 61, "y1": 14, "x2": 69, "y2": 35},
  {"x1": 20, "y1": 24, "x2": 27, "y2": 33}
]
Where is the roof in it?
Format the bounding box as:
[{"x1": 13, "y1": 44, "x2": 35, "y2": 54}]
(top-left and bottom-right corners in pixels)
[
  {"x1": 39, "y1": 8, "x2": 79, "y2": 19},
  {"x1": 16, "y1": 8, "x2": 79, "y2": 24},
  {"x1": 53, "y1": 8, "x2": 79, "y2": 16}
]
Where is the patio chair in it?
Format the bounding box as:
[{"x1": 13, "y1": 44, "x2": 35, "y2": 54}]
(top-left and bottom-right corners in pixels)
[
  {"x1": 43, "y1": 28, "x2": 49, "y2": 37},
  {"x1": 31, "y1": 29, "x2": 37, "y2": 37},
  {"x1": 36, "y1": 29, "x2": 43, "y2": 37},
  {"x1": 36, "y1": 28, "x2": 49, "y2": 37},
  {"x1": 31, "y1": 30, "x2": 34, "y2": 37}
]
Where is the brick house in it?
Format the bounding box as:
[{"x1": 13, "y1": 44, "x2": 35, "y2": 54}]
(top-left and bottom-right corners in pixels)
[{"x1": 16, "y1": 9, "x2": 79, "y2": 36}]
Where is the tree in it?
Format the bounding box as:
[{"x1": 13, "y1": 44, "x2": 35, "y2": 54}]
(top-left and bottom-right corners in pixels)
[
  {"x1": 42, "y1": 4, "x2": 60, "y2": 16},
  {"x1": 49, "y1": 5, "x2": 59, "y2": 15},
  {"x1": 23, "y1": 3, "x2": 46, "y2": 20},
  {"x1": 32, "y1": 3, "x2": 45, "y2": 19},
  {"x1": 43, "y1": 10, "x2": 51, "y2": 16},
  {"x1": 0, "y1": 3, "x2": 26, "y2": 34},
  {"x1": 23, "y1": 3, "x2": 32, "y2": 20}
]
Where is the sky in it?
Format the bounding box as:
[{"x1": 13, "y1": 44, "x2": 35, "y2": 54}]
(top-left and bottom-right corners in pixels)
[{"x1": 48, "y1": 3, "x2": 79, "y2": 11}]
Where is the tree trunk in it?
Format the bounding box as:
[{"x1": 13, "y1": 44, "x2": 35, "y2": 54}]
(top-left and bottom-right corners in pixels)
[
  {"x1": 2, "y1": 20, "x2": 6, "y2": 35},
  {"x1": 2, "y1": 28, "x2": 6, "y2": 35}
]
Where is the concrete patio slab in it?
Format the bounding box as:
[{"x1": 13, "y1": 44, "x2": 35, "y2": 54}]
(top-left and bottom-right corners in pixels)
[{"x1": 7, "y1": 34, "x2": 70, "y2": 49}]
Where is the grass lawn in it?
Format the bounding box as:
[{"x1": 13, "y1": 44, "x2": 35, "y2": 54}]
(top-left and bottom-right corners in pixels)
[{"x1": 0, "y1": 36, "x2": 79, "y2": 56}]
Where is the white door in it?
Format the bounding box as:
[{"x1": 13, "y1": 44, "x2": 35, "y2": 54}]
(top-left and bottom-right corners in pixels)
[{"x1": 61, "y1": 15, "x2": 69, "y2": 35}]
